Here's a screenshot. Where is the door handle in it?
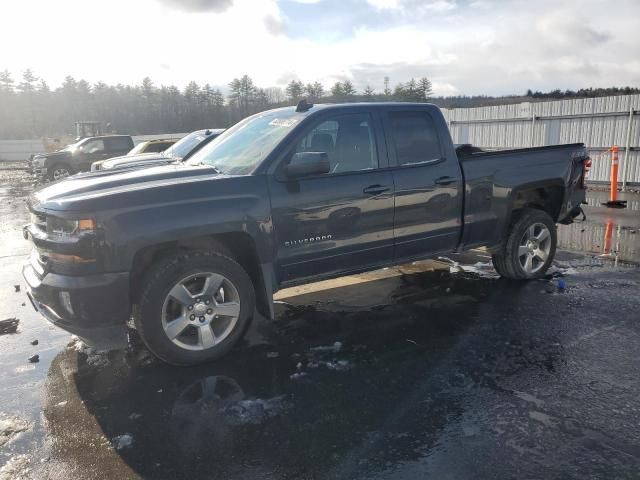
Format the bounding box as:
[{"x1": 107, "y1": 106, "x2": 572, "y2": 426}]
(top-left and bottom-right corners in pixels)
[
  {"x1": 363, "y1": 185, "x2": 390, "y2": 195},
  {"x1": 434, "y1": 176, "x2": 456, "y2": 186}
]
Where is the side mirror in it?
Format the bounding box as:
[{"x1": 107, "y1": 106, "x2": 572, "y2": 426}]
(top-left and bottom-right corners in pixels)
[{"x1": 286, "y1": 152, "x2": 330, "y2": 178}]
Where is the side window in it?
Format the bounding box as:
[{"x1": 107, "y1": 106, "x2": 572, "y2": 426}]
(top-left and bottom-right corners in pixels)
[
  {"x1": 389, "y1": 112, "x2": 442, "y2": 166},
  {"x1": 105, "y1": 137, "x2": 133, "y2": 152},
  {"x1": 294, "y1": 113, "x2": 378, "y2": 174},
  {"x1": 79, "y1": 139, "x2": 105, "y2": 154}
]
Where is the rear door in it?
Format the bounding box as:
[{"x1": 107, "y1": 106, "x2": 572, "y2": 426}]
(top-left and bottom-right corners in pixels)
[
  {"x1": 104, "y1": 137, "x2": 134, "y2": 158},
  {"x1": 269, "y1": 111, "x2": 395, "y2": 285},
  {"x1": 383, "y1": 108, "x2": 463, "y2": 261}
]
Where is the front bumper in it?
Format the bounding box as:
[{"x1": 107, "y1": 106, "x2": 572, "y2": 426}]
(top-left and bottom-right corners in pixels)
[
  {"x1": 22, "y1": 256, "x2": 130, "y2": 349},
  {"x1": 29, "y1": 160, "x2": 47, "y2": 180}
]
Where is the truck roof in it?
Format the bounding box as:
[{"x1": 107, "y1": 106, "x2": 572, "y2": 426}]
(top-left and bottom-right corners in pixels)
[
  {"x1": 82, "y1": 134, "x2": 132, "y2": 140},
  {"x1": 296, "y1": 102, "x2": 437, "y2": 111},
  {"x1": 265, "y1": 102, "x2": 439, "y2": 118}
]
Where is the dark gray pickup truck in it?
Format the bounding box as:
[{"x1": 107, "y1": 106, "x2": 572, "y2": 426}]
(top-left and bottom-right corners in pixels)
[
  {"x1": 22, "y1": 102, "x2": 589, "y2": 365},
  {"x1": 30, "y1": 135, "x2": 134, "y2": 181}
]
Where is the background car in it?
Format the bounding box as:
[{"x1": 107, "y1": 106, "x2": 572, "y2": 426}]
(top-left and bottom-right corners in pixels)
[
  {"x1": 91, "y1": 129, "x2": 225, "y2": 172},
  {"x1": 127, "y1": 138, "x2": 178, "y2": 156}
]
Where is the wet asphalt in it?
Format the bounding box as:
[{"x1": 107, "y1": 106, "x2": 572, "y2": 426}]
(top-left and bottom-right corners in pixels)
[{"x1": 1, "y1": 164, "x2": 640, "y2": 479}]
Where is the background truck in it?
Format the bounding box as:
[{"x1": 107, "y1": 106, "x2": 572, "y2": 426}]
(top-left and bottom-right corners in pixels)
[
  {"x1": 91, "y1": 129, "x2": 225, "y2": 172},
  {"x1": 22, "y1": 102, "x2": 589, "y2": 365},
  {"x1": 30, "y1": 135, "x2": 134, "y2": 181}
]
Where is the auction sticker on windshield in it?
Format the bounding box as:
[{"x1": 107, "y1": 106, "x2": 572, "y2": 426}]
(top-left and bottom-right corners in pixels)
[{"x1": 269, "y1": 118, "x2": 299, "y2": 128}]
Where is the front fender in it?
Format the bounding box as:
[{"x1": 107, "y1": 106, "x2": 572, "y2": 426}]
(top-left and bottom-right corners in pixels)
[{"x1": 97, "y1": 176, "x2": 273, "y2": 272}]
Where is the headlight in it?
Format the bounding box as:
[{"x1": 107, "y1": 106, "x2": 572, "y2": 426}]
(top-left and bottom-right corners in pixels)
[{"x1": 47, "y1": 217, "x2": 96, "y2": 236}]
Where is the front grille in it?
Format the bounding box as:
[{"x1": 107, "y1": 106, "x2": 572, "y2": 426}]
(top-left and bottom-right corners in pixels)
[
  {"x1": 30, "y1": 212, "x2": 47, "y2": 232},
  {"x1": 30, "y1": 249, "x2": 46, "y2": 278}
]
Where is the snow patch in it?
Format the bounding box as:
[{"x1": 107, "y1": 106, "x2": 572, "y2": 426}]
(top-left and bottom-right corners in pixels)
[
  {"x1": 112, "y1": 434, "x2": 134, "y2": 450},
  {"x1": 0, "y1": 415, "x2": 30, "y2": 447},
  {"x1": 68, "y1": 336, "x2": 109, "y2": 367},
  {"x1": 438, "y1": 257, "x2": 499, "y2": 279},
  {"x1": 310, "y1": 341, "x2": 343, "y2": 353},
  {"x1": 0, "y1": 455, "x2": 30, "y2": 480},
  {"x1": 221, "y1": 396, "x2": 290, "y2": 425},
  {"x1": 289, "y1": 372, "x2": 307, "y2": 380},
  {"x1": 307, "y1": 360, "x2": 352, "y2": 371}
]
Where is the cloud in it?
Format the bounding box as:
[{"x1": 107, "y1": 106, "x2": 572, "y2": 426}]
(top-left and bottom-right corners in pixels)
[
  {"x1": 155, "y1": 0, "x2": 232, "y2": 12},
  {"x1": 264, "y1": 14, "x2": 287, "y2": 35},
  {"x1": 1, "y1": 0, "x2": 638, "y2": 98},
  {"x1": 366, "y1": 0, "x2": 400, "y2": 9},
  {"x1": 366, "y1": 0, "x2": 456, "y2": 12}
]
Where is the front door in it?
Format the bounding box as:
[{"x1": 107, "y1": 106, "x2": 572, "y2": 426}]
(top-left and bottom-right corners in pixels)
[
  {"x1": 269, "y1": 111, "x2": 395, "y2": 285},
  {"x1": 77, "y1": 138, "x2": 108, "y2": 171}
]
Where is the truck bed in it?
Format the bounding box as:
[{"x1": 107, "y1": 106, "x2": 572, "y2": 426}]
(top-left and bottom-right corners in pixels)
[{"x1": 458, "y1": 143, "x2": 588, "y2": 251}]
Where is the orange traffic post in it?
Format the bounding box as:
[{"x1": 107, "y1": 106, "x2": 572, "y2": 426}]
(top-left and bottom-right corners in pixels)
[{"x1": 604, "y1": 145, "x2": 627, "y2": 208}]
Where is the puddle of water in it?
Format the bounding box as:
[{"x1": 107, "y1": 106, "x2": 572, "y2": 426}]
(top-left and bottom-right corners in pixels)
[{"x1": 558, "y1": 191, "x2": 640, "y2": 264}]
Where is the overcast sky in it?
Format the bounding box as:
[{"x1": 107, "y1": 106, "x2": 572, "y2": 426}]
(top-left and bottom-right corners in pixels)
[{"x1": 2, "y1": 0, "x2": 639, "y2": 96}]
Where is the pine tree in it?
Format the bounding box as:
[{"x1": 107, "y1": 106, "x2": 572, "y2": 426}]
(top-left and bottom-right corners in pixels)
[
  {"x1": 342, "y1": 80, "x2": 356, "y2": 98},
  {"x1": 363, "y1": 85, "x2": 374, "y2": 98},
  {"x1": 285, "y1": 80, "x2": 304, "y2": 102},
  {"x1": 18, "y1": 69, "x2": 38, "y2": 94},
  {"x1": 330, "y1": 82, "x2": 344, "y2": 99},
  {"x1": 304, "y1": 81, "x2": 324, "y2": 100},
  {"x1": 0, "y1": 69, "x2": 14, "y2": 93},
  {"x1": 228, "y1": 75, "x2": 257, "y2": 117},
  {"x1": 417, "y1": 77, "x2": 433, "y2": 100}
]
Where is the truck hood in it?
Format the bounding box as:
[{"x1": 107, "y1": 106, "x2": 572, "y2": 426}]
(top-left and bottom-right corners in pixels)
[
  {"x1": 101, "y1": 153, "x2": 171, "y2": 170},
  {"x1": 31, "y1": 163, "x2": 224, "y2": 212},
  {"x1": 34, "y1": 151, "x2": 71, "y2": 162}
]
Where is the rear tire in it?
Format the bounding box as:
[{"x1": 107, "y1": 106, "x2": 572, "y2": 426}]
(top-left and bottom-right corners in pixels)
[
  {"x1": 135, "y1": 250, "x2": 255, "y2": 366},
  {"x1": 491, "y1": 208, "x2": 557, "y2": 280}
]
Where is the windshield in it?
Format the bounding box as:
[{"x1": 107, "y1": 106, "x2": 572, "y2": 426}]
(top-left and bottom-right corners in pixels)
[
  {"x1": 128, "y1": 142, "x2": 149, "y2": 156},
  {"x1": 187, "y1": 109, "x2": 304, "y2": 175},
  {"x1": 61, "y1": 140, "x2": 84, "y2": 152},
  {"x1": 164, "y1": 131, "x2": 208, "y2": 159}
]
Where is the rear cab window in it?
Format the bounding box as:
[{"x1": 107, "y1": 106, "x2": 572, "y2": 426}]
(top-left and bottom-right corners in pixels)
[
  {"x1": 105, "y1": 136, "x2": 134, "y2": 152},
  {"x1": 388, "y1": 111, "x2": 442, "y2": 166}
]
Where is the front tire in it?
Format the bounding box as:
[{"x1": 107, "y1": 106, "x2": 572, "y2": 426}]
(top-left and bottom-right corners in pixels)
[
  {"x1": 49, "y1": 163, "x2": 73, "y2": 181},
  {"x1": 492, "y1": 208, "x2": 557, "y2": 280},
  {"x1": 135, "y1": 250, "x2": 255, "y2": 366}
]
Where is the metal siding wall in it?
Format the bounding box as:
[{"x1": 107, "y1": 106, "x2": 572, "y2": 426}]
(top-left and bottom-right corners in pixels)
[{"x1": 445, "y1": 94, "x2": 640, "y2": 184}]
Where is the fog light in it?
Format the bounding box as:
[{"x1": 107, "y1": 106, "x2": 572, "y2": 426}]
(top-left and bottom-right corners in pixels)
[{"x1": 59, "y1": 291, "x2": 74, "y2": 316}]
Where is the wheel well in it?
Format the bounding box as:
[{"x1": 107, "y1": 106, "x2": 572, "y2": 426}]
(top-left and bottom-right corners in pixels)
[
  {"x1": 510, "y1": 186, "x2": 564, "y2": 223},
  {"x1": 130, "y1": 233, "x2": 270, "y2": 319}
]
